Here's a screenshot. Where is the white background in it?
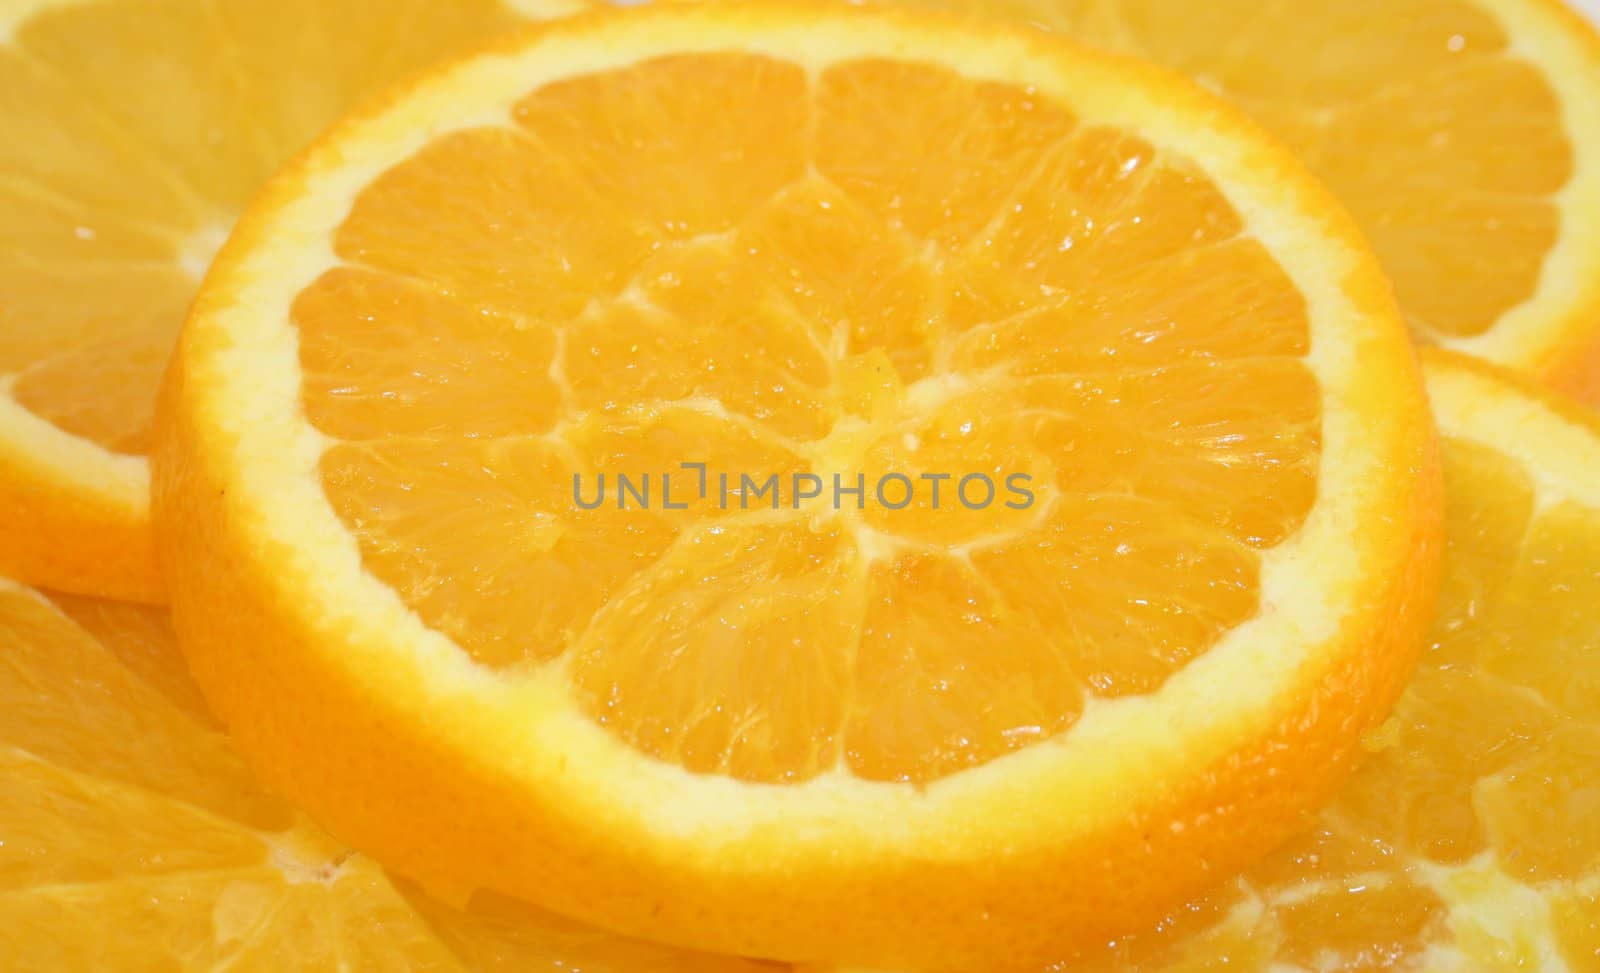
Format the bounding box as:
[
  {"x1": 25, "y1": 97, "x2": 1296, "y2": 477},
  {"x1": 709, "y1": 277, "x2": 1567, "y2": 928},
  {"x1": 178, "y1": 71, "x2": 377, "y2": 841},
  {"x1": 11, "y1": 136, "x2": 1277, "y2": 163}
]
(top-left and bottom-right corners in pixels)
[{"x1": 1576, "y1": 0, "x2": 1600, "y2": 26}]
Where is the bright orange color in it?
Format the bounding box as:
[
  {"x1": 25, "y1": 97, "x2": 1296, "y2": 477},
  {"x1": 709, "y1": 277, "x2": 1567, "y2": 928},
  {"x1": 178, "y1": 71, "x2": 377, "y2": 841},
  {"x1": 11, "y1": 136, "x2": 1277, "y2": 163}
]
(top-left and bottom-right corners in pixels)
[
  {"x1": 0, "y1": 0, "x2": 582, "y2": 602},
  {"x1": 836, "y1": 353, "x2": 1600, "y2": 972},
  {"x1": 308, "y1": 57, "x2": 1322, "y2": 780},
  {"x1": 0, "y1": 581, "x2": 772, "y2": 971},
  {"x1": 154, "y1": 5, "x2": 1439, "y2": 969},
  {"x1": 889, "y1": 0, "x2": 1600, "y2": 404}
]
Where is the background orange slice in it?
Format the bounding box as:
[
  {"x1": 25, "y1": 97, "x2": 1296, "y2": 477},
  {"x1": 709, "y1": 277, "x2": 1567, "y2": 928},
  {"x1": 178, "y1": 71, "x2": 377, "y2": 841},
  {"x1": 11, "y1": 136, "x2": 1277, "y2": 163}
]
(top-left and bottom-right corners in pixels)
[
  {"x1": 0, "y1": 0, "x2": 584, "y2": 602},
  {"x1": 882, "y1": 0, "x2": 1600, "y2": 404},
  {"x1": 0, "y1": 579, "x2": 775, "y2": 971}
]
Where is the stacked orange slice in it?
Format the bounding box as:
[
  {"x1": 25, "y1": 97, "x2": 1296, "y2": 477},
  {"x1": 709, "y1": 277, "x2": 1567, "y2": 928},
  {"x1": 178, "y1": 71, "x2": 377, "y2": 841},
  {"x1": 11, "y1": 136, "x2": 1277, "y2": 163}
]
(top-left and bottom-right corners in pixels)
[
  {"x1": 890, "y1": 0, "x2": 1600, "y2": 404},
  {"x1": 154, "y1": 4, "x2": 1441, "y2": 968},
  {"x1": 830, "y1": 352, "x2": 1600, "y2": 972},
  {"x1": 0, "y1": 0, "x2": 581, "y2": 601},
  {"x1": 3, "y1": 0, "x2": 1598, "y2": 970},
  {"x1": 0, "y1": 580, "x2": 772, "y2": 971}
]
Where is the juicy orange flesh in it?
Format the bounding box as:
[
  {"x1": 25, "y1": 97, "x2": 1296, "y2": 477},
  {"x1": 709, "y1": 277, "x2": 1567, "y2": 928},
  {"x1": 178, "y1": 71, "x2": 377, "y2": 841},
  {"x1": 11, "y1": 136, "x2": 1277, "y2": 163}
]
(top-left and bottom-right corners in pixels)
[
  {"x1": 0, "y1": 585, "x2": 773, "y2": 972},
  {"x1": 303, "y1": 52, "x2": 1321, "y2": 785},
  {"x1": 1043, "y1": 431, "x2": 1600, "y2": 973},
  {"x1": 4, "y1": 407, "x2": 1594, "y2": 971},
  {"x1": 0, "y1": 0, "x2": 532, "y2": 455},
  {"x1": 894, "y1": 0, "x2": 1574, "y2": 342}
]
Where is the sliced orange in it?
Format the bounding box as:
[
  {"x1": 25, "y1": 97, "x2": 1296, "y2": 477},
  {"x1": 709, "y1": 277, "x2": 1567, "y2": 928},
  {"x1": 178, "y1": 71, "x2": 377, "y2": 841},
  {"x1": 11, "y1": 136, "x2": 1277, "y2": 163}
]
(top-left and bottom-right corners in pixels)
[
  {"x1": 0, "y1": 0, "x2": 582, "y2": 603},
  {"x1": 153, "y1": 4, "x2": 1441, "y2": 969},
  {"x1": 0, "y1": 579, "x2": 773, "y2": 971},
  {"x1": 884, "y1": 0, "x2": 1600, "y2": 403},
  {"x1": 827, "y1": 351, "x2": 1600, "y2": 972}
]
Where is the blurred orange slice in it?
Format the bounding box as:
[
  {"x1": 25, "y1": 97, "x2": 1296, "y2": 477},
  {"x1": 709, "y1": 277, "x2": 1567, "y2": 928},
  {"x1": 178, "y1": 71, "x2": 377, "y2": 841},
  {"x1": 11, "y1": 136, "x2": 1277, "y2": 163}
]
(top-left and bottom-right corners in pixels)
[
  {"x1": 884, "y1": 0, "x2": 1600, "y2": 403},
  {"x1": 0, "y1": 0, "x2": 582, "y2": 601},
  {"x1": 0, "y1": 581, "x2": 773, "y2": 971}
]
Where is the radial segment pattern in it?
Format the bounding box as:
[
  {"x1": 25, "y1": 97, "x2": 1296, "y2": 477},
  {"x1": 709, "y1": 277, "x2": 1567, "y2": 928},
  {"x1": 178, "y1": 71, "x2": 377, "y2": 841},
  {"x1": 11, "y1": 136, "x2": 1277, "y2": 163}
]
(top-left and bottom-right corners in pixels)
[{"x1": 295, "y1": 52, "x2": 1326, "y2": 787}]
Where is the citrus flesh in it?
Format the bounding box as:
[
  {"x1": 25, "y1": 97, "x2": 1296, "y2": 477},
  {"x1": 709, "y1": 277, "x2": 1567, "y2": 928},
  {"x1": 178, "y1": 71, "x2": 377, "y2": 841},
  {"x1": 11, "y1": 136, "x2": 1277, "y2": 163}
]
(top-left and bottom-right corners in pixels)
[
  {"x1": 0, "y1": 579, "x2": 775, "y2": 972},
  {"x1": 830, "y1": 351, "x2": 1600, "y2": 973},
  {"x1": 0, "y1": 0, "x2": 582, "y2": 602},
  {"x1": 154, "y1": 4, "x2": 1440, "y2": 968},
  {"x1": 881, "y1": 0, "x2": 1600, "y2": 404}
]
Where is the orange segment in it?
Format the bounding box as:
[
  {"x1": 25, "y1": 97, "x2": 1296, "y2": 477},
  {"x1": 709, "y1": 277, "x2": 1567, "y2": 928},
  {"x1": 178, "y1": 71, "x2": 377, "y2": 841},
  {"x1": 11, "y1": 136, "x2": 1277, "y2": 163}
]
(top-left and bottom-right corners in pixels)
[
  {"x1": 1334, "y1": 666, "x2": 1563, "y2": 868},
  {"x1": 334, "y1": 126, "x2": 650, "y2": 324},
  {"x1": 515, "y1": 52, "x2": 813, "y2": 240},
  {"x1": 0, "y1": 581, "x2": 774, "y2": 971},
  {"x1": 1477, "y1": 499, "x2": 1600, "y2": 716},
  {"x1": 957, "y1": 132, "x2": 1245, "y2": 311},
  {"x1": 15, "y1": 0, "x2": 272, "y2": 214},
  {"x1": 7, "y1": 266, "x2": 192, "y2": 455},
  {"x1": 1013, "y1": 359, "x2": 1321, "y2": 547},
  {"x1": 154, "y1": 5, "x2": 1438, "y2": 968},
  {"x1": 320, "y1": 434, "x2": 672, "y2": 668},
  {"x1": 884, "y1": 0, "x2": 1600, "y2": 402},
  {"x1": 1554, "y1": 890, "x2": 1600, "y2": 972},
  {"x1": 0, "y1": 587, "x2": 287, "y2": 830},
  {"x1": 1476, "y1": 724, "x2": 1600, "y2": 884},
  {"x1": 845, "y1": 553, "x2": 1084, "y2": 782},
  {"x1": 973, "y1": 493, "x2": 1261, "y2": 698},
  {"x1": 568, "y1": 237, "x2": 838, "y2": 440},
  {"x1": 813, "y1": 60, "x2": 1080, "y2": 253},
  {"x1": 295, "y1": 267, "x2": 564, "y2": 440},
  {"x1": 573, "y1": 521, "x2": 866, "y2": 783},
  {"x1": 0, "y1": 0, "x2": 582, "y2": 601},
  {"x1": 1315, "y1": 54, "x2": 1568, "y2": 337},
  {"x1": 949, "y1": 237, "x2": 1311, "y2": 372},
  {"x1": 741, "y1": 181, "x2": 941, "y2": 382}
]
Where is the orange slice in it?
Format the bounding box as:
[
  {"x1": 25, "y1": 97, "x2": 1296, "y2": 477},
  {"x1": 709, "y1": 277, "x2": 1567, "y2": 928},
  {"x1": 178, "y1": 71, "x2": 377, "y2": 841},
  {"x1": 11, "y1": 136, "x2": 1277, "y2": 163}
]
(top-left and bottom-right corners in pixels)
[
  {"x1": 828, "y1": 351, "x2": 1600, "y2": 972},
  {"x1": 153, "y1": 4, "x2": 1442, "y2": 969},
  {"x1": 884, "y1": 0, "x2": 1600, "y2": 404},
  {"x1": 0, "y1": 580, "x2": 772, "y2": 971},
  {"x1": 0, "y1": 0, "x2": 582, "y2": 602}
]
